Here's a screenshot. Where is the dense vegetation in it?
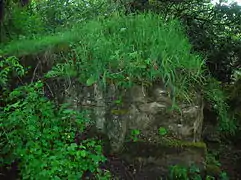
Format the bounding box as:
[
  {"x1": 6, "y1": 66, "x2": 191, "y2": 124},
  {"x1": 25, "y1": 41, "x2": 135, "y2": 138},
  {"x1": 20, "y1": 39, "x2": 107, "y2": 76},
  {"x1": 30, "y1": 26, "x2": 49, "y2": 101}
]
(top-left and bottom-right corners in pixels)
[{"x1": 1, "y1": 0, "x2": 241, "y2": 179}]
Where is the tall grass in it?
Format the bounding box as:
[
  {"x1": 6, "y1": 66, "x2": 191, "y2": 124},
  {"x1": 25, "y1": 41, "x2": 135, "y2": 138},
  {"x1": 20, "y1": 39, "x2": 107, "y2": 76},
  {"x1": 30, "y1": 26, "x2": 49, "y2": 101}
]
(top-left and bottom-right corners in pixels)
[
  {"x1": 70, "y1": 13, "x2": 205, "y2": 102},
  {"x1": 2, "y1": 13, "x2": 203, "y2": 101}
]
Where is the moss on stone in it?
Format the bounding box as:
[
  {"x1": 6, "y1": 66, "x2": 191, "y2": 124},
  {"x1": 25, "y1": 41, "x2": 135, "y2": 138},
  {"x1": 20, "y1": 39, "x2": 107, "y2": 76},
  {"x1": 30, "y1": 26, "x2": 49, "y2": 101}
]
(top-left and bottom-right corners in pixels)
[
  {"x1": 206, "y1": 164, "x2": 222, "y2": 177},
  {"x1": 111, "y1": 109, "x2": 129, "y2": 115},
  {"x1": 123, "y1": 135, "x2": 207, "y2": 159},
  {"x1": 121, "y1": 137, "x2": 206, "y2": 173},
  {"x1": 134, "y1": 135, "x2": 207, "y2": 155},
  {"x1": 159, "y1": 137, "x2": 207, "y2": 153},
  {"x1": 157, "y1": 138, "x2": 207, "y2": 161}
]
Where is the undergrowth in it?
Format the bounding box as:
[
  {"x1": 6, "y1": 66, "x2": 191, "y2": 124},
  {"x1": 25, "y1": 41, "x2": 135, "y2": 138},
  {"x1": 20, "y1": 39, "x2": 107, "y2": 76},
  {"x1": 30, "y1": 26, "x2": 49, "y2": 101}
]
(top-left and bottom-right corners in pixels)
[
  {"x1": 168, "y1": 164, "x2": 229, "y2": 180},
  {"x1": 0, "y1": 57, "x2": 108, "y2": 179}
]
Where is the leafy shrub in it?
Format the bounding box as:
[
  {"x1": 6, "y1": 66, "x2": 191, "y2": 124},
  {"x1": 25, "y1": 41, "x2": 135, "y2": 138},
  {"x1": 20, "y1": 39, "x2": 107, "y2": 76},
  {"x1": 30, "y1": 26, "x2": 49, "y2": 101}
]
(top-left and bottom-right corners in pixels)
[
  {"x1": 0, "y1": 57, "x2": 107, "y2": 179},
  {"x1": 0, "y1": 56, "x2": 25, "y2": 88}
]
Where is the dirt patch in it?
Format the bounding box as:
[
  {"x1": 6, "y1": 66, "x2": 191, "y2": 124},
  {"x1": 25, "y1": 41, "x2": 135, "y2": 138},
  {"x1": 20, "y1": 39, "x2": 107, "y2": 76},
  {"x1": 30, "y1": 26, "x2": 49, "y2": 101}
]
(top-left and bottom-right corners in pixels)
[{"x1": 219, "y1": 145, "x2": 241, "y2": 180}]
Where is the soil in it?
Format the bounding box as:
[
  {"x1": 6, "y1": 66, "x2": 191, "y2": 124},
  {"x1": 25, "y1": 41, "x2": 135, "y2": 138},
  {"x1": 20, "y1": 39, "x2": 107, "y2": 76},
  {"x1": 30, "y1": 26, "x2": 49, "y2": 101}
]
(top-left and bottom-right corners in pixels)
[
  {"x1": 83, "y1": 154, "x2": 166, "y2": 180},
  {"x1": 219, "y1": 144, "x2": 241, "y2": 180},
  {"x1": 0, "y1": 162, "x2": 18, "y2": 180},
  {"x1": 1, "y1": 151, "x2": 241, "y2": 180}
]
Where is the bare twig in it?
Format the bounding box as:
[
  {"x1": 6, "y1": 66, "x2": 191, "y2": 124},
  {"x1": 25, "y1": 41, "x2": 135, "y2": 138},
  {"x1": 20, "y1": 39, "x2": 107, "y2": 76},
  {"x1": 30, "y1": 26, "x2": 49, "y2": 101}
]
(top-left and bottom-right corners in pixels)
[
  {"x1": 44, "y1": 81, "x2": 54, "y2": 98},
  {"x1": 31, "y1": 60, "x2": 41, "y2": 83}
]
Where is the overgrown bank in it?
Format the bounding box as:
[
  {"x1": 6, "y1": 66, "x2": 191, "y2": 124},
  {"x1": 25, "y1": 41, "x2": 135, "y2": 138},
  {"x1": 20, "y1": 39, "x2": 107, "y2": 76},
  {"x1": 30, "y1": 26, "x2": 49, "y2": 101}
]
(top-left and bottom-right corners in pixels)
[{"x1": 0, "y1": 11, "x2": 237, "y2": 179}]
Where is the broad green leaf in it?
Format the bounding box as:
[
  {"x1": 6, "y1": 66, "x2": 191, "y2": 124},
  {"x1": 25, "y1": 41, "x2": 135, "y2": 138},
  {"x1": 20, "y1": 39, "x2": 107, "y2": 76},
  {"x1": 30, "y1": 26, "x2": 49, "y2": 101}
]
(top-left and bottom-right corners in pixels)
[{"x1": 86, "y1": 76, "x2": 96, "y2": 86}]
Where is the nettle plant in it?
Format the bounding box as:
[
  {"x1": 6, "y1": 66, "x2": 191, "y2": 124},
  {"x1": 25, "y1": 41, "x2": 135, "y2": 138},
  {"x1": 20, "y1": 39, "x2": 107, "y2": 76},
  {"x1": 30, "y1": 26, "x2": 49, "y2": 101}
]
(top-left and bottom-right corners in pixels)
[{"x1": 0, "y1": 57, "x2": 107, "y2": 179}]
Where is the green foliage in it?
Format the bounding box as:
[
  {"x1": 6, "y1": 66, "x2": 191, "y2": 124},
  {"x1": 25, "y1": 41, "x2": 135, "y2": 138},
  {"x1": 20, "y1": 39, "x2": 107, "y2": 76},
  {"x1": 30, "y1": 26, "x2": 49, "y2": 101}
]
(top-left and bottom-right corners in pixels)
[
  {"x1": 2, "y1": 1, "x2": 240, "y2": 179},
  {"x1": 228, "y1": 68, "x2": 241, "y2": 131},
  {"x1": 0, "y1": 0, "x2": 118, "y2": 43},
  {"x1": 219, "y1": 172, "x2": 229, "y2": 180},
  {"x1": 231, "y1": 68, "x2": 241, "y2": 82},
  {"x1": 158, "y1": 127, "x2": 168, "y2": 136},
  {"x1": 169, "y1": 165, "x2": 189, "y2": 180},
  {"x1": 204, "y1": 77, "x2": 237, "y2": 135},
  {"x1": 130, "y1": 129, "x2": 140, "y2": 142},
  {"x1": 168, "y1": 164, "x2": 229, "y2": 180},
  {"x1": 2, "y1": 30, "x2": 80, "y2": 56},
  {"x1": 0, "y1": 58, "x2": 107, "y2": 179},
  {"x1": 0, "y1": 2, "x2": 44, "y2": 43},
  {"x1": 205, "y1": 150, "x2": 230, "y2": 180},
  {"x1": 8, "y1": 6, "x2": 44, "y2": 38},
  {"x1": 137, "y1": 0, "x2": 241, "y2": 82},
  {"x1": 0, "y1": 56, "x2": 25, "y2": 87},
  {"x1": 103, "y1": 6, "x2": 241, "y2": 168},
  {"x1": 1, "y1": 12, "x2": 210, "y2": 115},
  {"x1": 124, "y1": 0, "x2": 241, "y2": 135},
  {"x1": 45, "y1": 13, "x2": 204, "y2": 104},
  {"x1": 35, "y1": 0, "x2": 117, "y2": 31},
  {"x1": 206, "y1": 152, "x2": 221, "y2": 167},
  {"x1": 42, "y1": 12, "x2": 234, "y2": 134}
]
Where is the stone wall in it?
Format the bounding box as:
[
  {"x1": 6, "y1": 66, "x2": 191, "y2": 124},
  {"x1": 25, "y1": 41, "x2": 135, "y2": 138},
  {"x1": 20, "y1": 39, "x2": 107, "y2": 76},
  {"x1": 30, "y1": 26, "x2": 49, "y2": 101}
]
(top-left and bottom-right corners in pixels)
[
  {"x1": 60, "y1": 80, "x2": 203, "y2": 150},
  {"x1": 52, "y1": 79, "x2": 206, "y2": 171}
]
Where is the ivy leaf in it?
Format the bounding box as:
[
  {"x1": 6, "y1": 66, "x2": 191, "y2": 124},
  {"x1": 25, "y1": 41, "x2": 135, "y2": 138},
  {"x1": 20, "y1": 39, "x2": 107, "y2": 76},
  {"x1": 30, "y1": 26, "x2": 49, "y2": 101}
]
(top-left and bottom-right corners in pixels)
[{"x1": 86, "y1": 76, "x2": 96, "y2": 86}]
